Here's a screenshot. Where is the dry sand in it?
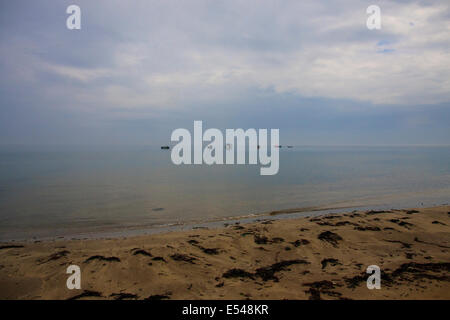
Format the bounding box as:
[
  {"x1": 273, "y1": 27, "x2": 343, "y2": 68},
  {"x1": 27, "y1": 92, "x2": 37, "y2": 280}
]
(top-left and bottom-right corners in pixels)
[{"x1": 0, "y1": 205, "x2": 449, "y2": 300}]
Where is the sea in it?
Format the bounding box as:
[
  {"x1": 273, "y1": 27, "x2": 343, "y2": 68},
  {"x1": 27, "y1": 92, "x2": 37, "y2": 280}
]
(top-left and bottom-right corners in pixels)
[{"x1": 0, "y1": 145, "x2": 449, "y2": 241}]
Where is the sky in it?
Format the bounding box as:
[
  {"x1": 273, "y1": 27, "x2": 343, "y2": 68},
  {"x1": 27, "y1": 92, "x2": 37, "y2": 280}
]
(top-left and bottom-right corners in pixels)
[{"x1": 0, "y1": 0, "x2": 449, "y2": 146}]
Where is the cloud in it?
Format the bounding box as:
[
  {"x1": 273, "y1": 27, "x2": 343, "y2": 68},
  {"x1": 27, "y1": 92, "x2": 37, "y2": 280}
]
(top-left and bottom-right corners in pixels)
[
  {"x1": 2, "y1": 1, "x2": 450, "y2": 107},
  {"x1": 0, "y1": 0, "x2": 449, "y2": 145}
]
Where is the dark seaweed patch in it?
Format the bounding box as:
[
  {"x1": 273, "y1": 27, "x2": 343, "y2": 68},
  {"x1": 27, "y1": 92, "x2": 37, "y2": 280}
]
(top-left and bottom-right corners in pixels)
[
  {"x1": 291, "y1": 239, "x2": 310, "y2": 247},
  {"x1": 145, "y1": 294, "x2": 171, "y2": 300},
  {"x1": 170, "y1": 253, "x2": 196, "y2": 264},
  {"x1": 321, "y1": 258, "x2": 341, "y2": 269},
  {"x1": 223, "y1": 268, "x2": 255, "y2": 279},
  {"x1": 254, "y1": 260, "x2": 309, "y2": 281},
  {"x1": 133, "y1": 249, "x2": 152, "y2": 257},
  {"x1": 354, "y1": 226, "x2": 381, "y2": 231},
  {"x1": 0, "y1": 245, "x2": 24, "y2": 250},
  {"x1": 110, "y1": 293, "x2": 138, "y2": 300},
  {"x1": 84, "y1": 255, "x2": 120, "y2": 263},
  {"x1": 67, "y1": 290, "x2": 102, "y2": 300},
  {"x1": 318, "y1": 231, "x2": 343, "y2": 247}
]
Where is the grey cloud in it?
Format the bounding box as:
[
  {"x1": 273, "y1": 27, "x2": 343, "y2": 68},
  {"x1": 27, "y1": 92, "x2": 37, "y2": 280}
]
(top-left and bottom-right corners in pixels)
[{"x1": 0, "y1": 0, "x2": 449, "y2": 145}]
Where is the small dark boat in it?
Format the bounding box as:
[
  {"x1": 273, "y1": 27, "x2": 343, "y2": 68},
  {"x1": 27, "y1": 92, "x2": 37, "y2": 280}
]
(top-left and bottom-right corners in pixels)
[{"x1": 161, "y1": 146, "x2": 170, "y2": 150}]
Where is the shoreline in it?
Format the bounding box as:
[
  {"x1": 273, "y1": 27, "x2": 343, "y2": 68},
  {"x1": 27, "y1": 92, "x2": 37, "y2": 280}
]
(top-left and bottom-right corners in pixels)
[
  {"x1": 1, "y1": 199, "x2": 448, "y2": 243},
  {"x1": 0, "y1": 205, "x2": 449, "y2": 299}
]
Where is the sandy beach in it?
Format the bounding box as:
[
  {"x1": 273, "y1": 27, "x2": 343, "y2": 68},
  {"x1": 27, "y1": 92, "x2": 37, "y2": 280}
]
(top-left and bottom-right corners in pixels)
[{"x1": 0, "y1": 205, "x2": 449, "y2": 300}]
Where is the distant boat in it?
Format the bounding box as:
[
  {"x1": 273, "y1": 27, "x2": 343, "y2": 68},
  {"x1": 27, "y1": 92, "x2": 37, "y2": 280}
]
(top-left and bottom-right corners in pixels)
[
  {"x1": 287, "y1": 146, "x2": 293, "y2": 148},
  {"x1": 161, "y1": 146, "x2": 170, "y2": 150}
]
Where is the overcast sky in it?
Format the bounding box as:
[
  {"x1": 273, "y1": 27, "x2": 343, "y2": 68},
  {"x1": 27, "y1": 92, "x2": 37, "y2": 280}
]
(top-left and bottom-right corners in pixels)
[{"x1": 0, "y1": 0, "x2": 449, "y2": 145}]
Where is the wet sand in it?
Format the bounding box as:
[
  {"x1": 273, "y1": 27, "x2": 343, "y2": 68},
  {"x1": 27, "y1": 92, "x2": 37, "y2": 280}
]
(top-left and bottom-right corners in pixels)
[{"x1": 0, "y1": 205, "x2": 449, "y2": 300}]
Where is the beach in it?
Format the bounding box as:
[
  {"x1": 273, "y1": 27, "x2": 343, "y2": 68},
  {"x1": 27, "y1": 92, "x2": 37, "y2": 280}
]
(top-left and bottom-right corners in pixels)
[{"x1": 0, "y1": 205, "x2": 449, "y2": 300}]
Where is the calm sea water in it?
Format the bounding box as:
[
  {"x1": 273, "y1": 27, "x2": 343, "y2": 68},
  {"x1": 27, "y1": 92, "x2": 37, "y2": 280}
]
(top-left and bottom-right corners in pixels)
[{"x1": 0, "y1": 145, "x2": 449, "y2": 240}]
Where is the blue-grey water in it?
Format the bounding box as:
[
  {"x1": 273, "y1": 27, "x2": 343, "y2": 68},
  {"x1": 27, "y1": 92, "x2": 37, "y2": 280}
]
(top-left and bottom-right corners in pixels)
[{"x1": 0, "y1": 145, "x2": 449, "y2": 241}]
